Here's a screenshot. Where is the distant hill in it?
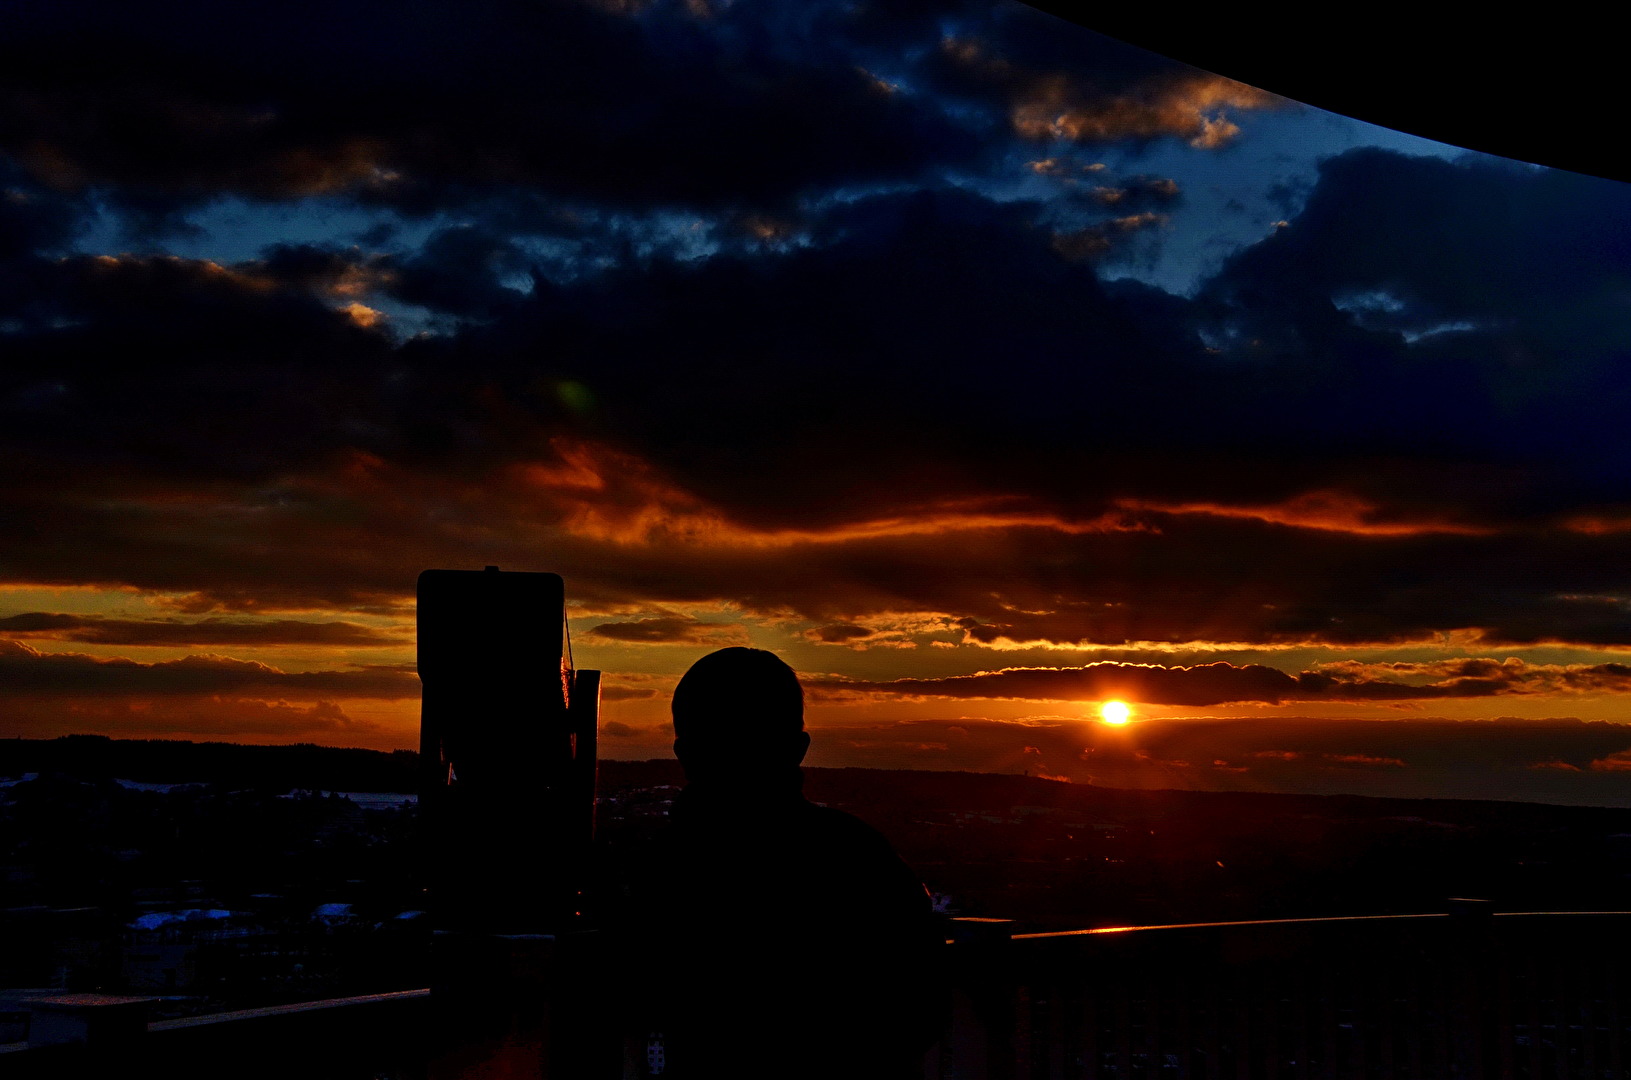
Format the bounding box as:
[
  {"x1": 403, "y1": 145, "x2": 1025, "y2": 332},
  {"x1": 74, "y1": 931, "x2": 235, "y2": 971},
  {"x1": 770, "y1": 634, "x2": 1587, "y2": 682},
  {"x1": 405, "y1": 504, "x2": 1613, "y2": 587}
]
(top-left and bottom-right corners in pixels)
[
  {"x1": 0, "y1": 735, "x2": 422, "y2": 793},
  {"x1": 800, "y1": 764, "x2": 1631, "y2": 831},
  {"x1": 9, "y1": 736, "x2": 1629, "y2": 833},
  {"x1": 8, "y1": 737, "x2": 1631, "y2": 926}
]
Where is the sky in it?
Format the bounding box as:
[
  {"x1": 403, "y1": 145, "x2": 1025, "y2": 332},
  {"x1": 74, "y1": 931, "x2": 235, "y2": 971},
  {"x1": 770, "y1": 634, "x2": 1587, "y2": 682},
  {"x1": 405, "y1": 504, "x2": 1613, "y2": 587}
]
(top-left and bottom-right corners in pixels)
[{"x1": 5, "y1": 0, "x2": 1631, "y2": 805}]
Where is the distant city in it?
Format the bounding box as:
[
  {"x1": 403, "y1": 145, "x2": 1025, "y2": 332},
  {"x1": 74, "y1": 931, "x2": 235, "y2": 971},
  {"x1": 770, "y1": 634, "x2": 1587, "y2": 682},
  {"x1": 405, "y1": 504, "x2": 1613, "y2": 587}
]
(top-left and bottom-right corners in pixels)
[{"x1": 5, "y1": 734, "x2": 1631, "y2": 1035}]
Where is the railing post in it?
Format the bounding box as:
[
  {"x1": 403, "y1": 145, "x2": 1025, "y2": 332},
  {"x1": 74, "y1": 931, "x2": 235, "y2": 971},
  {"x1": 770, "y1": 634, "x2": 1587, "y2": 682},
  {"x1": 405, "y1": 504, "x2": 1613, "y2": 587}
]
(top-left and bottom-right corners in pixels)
[
  {"x1": 1445, "y1": 899, "x2": 1495, "y2": 1080},
  {"x1": 8, "y1": 993, "x2": 158, "y2": 1080},
  {"x1": 25, "y1": 993, "x2": 155, "y2": 1049},
  {"x1": 946, "y1": 918, "x2": 1015, "y2": 1080}
]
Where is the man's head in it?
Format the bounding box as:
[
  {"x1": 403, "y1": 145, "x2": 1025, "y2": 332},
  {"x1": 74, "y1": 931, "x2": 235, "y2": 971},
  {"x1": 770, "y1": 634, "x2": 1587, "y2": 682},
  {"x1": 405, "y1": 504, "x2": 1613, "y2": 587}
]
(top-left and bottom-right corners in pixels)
[{"x1": 672, "y1": 647, "x2": 810, "y2": 784}]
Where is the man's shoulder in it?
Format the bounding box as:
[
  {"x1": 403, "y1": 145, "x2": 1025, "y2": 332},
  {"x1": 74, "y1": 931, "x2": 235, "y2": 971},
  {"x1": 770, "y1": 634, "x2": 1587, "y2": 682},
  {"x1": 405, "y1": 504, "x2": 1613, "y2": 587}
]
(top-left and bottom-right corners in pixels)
[
  {"x1": 800, "y1": 800, "x2": 884, "y2": 834},
  {"x1": 796, "y1": 802, "x2": 928, "y2": 902},
  {"x1": 795, "y1": 801, "x2": 899, "y2": 853}
]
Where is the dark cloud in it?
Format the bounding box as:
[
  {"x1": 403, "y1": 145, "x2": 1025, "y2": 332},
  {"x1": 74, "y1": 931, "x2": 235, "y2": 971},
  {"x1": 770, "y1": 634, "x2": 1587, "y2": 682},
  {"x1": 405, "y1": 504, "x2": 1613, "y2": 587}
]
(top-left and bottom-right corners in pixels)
[
  {"x1": 0, "y1": 695, "x2": 379, "y2": 743},
  {"x1": 377, "y1": 226, "x2": 531, "y2": 320},
  {"x1": 387, "y1": 156, "x2": 1631, "y2": 543},
  {"x1": 815, "y1": 657, "x2": 1631, "y2": 707},
  {"x1": 1198, "y1": 150, "x2": 1631, "y2": 513},
  {"x1": 451, "y1": 185, "x2": 1221, "y2": 522},
  {"x1": 0, "y1": 250, "x2": 395, "y2": 494},
  {"x1": 253, "y1": 243, "x2": 392, "y2": 298},
  {"x1": 0, "y1": 157, "x2": 95, "y2": 259},
  {"x1": 816, "y1": 661, "x2": 1306, "y2": 705},
  {"x1": 585, "y1": 616, "x2": 747, "y2": 645},
  {"x1": 1321, "y1": 658, "x2": 1631, "y2": 697},
  {"x1": 810, "y1": 623, "x2": 876, "y2": 644},
  {"x1": 0, "y1": 0, "x2": 979, "y2": 216},
  {"x1": 1208, "y1": 150, "x2": 1631, "y2": 355},
  {"x1": 0, "y1": 612, "x2": 400, "y2": 647},
  {"x1": 0, "y1": 0, "x2": 1278, "y2": 276},
  {"x1": 0, "y1": 639, "x2": 419, "y2": 699},
  {"x1": 599, "y1": 686, "x2": 660, "y2": 703}
]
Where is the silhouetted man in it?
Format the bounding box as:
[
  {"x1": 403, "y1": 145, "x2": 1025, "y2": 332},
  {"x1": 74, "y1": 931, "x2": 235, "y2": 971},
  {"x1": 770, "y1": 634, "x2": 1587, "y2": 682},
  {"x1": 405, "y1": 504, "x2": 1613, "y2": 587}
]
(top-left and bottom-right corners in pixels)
[{"x1": 647, "y1": 647, "x2": 943, "y2": 1079}]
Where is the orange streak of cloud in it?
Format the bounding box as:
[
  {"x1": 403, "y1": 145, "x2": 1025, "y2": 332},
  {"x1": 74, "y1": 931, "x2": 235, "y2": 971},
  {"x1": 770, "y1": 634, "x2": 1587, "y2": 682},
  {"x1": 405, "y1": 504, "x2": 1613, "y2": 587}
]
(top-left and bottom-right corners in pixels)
[
  {"x1": 517, "y1": 441, "x2": 1151, "y2": 549},
  {"x1": 1564, "y1": 514, "x2": 1631, "y2": 536},
  {"x1": 1116, "y1": 490, "x2": 1493, "y2": 537}
]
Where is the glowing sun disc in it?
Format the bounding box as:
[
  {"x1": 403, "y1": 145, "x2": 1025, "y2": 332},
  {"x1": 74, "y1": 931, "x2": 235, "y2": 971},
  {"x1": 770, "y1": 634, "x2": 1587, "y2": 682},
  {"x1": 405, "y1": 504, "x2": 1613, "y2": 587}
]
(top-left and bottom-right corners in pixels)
[{"x1": 1100, "y1": 700, "x2": 1131, "y2": 725}]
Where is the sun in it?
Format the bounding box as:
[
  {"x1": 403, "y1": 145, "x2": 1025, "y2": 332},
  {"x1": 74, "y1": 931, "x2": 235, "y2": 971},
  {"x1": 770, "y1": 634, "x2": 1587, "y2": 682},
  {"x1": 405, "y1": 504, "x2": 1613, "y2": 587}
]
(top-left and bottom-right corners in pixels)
[{"x1": 1099, "y1": 700, "x2": 1131, "y2": 725}]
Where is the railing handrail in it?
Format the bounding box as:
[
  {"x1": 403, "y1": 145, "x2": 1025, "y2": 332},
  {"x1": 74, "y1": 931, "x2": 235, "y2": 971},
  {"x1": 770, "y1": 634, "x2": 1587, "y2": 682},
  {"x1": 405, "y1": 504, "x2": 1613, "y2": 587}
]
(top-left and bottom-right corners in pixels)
[
  {"x1": 1011, "y1": 907, "x2": 1631, "y2": 940},
  {"x1": 146, "y1": 987, "x2": 430, "y2": 1033}
]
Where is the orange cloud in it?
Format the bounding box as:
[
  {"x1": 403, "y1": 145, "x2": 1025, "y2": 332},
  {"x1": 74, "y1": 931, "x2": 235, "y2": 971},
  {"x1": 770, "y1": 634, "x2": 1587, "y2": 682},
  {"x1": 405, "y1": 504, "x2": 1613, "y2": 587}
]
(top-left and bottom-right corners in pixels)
[
  {"x1": 58, "y1": 252, "x2": 397, "y2": 336},
  {"x1": 936, "y1": 36, "x2": 1275, "y2": 150},
  {"x1": 1027, "y1": 158, "x2": 1106, "y2": 176},
  {"x1": 1590, "y1": 751, "x2": 1631, "y2": 772},
  {"x1": 1051, "y1": 212, "x2": 1166, "y2": 261},
  {"x1": 1117, "y1": 490, "x2": 1493, "y2": 537},
  {"x1": 1317, "y1": 658, "x2": 1631, "y2": 697},
  {"x1": 78, "y1": 253, "x2": 276, "y2": 293},
  {"x1": 339, "y1": 301, "x2": 384, "y2": 328},
  {"x1": 516, "y1": 441, "x2": 1150, "y2": 549},
  {"x1": 1010, "y1": 73, "x2": 1276, "y2": 148},
  {"x1": 1564, "y1": 514, "x2": 1631, "y2": 536}
]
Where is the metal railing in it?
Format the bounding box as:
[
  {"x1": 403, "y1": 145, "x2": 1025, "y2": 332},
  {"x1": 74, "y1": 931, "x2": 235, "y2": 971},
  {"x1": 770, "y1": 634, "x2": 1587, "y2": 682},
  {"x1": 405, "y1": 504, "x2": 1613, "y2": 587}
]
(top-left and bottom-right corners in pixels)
[
  {"x1": 0, "y1": 988, "x2": 431, "y2": 1080},
  {"x1": 938, "y1": 910, "x2": 1631, "y2": 1080},
  {"x1": 7, "y1": 910, "x2": 1630, "y2": 1079}
]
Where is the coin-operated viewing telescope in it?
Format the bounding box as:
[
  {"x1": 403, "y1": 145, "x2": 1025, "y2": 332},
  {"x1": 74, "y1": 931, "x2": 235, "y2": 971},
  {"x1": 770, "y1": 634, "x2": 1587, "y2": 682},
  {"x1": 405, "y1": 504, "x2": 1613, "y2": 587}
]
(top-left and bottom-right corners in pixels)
[{"x1": 417, "y1": 567, "x2": 600, "y2": 935}]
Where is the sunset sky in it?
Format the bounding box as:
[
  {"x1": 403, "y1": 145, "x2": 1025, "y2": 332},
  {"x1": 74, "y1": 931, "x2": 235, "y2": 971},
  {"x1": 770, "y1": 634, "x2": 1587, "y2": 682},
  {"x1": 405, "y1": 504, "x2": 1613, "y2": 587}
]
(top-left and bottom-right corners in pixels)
[{"x1": 6, "y1": 0, "x2": 1631, "y2": 805}]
